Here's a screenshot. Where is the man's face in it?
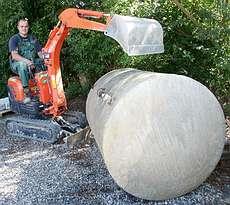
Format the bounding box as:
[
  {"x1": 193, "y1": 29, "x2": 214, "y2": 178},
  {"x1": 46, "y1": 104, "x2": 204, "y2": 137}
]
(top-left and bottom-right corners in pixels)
[{"x1": 17, "y1": 20, "x2": 29, "y2": 37}]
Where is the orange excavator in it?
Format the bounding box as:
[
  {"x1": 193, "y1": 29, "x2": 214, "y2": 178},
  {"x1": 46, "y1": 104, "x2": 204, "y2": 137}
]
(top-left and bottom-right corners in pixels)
[{"x1": 4, "y1": 8, "x2": 164, "y2": 143}]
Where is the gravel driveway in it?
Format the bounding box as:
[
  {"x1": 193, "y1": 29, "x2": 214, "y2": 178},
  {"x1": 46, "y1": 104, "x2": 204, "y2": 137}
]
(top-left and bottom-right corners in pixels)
[{"x1": 0, "y1": 116, "x2": 229, "y2": 205}]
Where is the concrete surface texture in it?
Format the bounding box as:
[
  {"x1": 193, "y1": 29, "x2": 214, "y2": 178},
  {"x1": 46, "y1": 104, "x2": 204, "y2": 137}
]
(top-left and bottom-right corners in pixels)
[{"x1": 86, "y1": 68, "x2": 226, "y2": 200}]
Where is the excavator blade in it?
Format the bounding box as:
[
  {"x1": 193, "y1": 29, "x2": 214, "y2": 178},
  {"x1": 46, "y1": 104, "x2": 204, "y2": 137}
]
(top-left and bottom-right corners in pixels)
[
  {"x1": 5, "y1": 111, "x2": 89, "y2": 144},
  {"x1": 105, "y1": 15, "x2": 164, "y2": 56},
  {"x1": 63, "y1": 126, "x2": 91, "y2": 147}
]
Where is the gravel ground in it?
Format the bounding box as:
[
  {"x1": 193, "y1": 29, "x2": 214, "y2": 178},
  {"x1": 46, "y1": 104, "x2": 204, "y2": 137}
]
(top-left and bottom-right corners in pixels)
[{"x1": 0, "y1": 115, "x2": 229, "y2": 205}]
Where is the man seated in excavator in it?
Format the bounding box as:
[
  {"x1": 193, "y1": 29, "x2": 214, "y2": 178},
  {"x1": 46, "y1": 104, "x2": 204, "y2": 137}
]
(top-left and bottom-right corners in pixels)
[
  {"x1": 8, "y1": 18, "x2": 46, "y2": 103},
  {"x1": 6, "y1": 8, "x2": 164, "y2": 144}
]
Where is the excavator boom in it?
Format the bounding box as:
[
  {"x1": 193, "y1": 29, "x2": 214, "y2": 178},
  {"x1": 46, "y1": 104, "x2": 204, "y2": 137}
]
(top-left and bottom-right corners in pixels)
[
  {"x1": 41, "y1": 8, "x2": 164, "y2": 117},
  {"x1": 42, "y1": 9, "x2": 111, "y2": 116},
  {"x1": 59, "y1": 8, "x2": 110, "y2": 31}
]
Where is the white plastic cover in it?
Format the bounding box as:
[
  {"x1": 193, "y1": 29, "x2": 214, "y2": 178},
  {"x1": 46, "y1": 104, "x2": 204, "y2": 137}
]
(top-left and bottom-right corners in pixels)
[{"x1": 105, "y1": 15, "x2": 164, "y2": 56}]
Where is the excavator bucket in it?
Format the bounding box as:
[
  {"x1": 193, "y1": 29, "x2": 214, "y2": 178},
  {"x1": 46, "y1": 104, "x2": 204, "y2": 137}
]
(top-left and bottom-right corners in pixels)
[{"x1": 105, "y1": 15, "x2": 164, "y2": 56}]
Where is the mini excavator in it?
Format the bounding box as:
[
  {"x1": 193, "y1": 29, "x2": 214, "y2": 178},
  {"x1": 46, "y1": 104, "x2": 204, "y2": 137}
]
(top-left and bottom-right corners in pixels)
[{"x1": 1, "y1": 8, "x2": 164, "y2": 144}]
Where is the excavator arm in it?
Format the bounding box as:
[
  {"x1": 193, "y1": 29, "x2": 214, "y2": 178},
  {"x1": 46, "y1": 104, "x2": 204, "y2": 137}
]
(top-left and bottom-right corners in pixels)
[
  {"x1": 42, "y1": 9, "x2": 111, "y2": 116},
  {"x1": 41, "y1": 8, "x2": 164, "y2": 117},
  {"x1": 59, "y1": 8, "x2": 110, "y2": 31}
]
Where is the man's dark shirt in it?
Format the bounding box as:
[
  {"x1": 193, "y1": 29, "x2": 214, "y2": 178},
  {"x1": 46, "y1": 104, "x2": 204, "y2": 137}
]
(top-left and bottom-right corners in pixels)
[{"x1": 8, "y1": 34, "x2": 42, "y2": 53}]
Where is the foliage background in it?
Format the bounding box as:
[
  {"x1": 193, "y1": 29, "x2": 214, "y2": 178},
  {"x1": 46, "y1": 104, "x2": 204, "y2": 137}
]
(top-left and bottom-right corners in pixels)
[{"x1": 0, "y1": 0, "x2": 229, "y2": 112}]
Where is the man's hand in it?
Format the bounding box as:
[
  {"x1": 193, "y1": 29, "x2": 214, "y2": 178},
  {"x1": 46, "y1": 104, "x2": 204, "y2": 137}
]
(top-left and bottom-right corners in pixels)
[
  {"x1": 23, "y1": 59, "x2": 34, "y2": 67},
  {"x1": 37, "y1": 51, "x2": 43, "y2": 59},
  {"x1": 23, "y1": 59, "x2": 34, "y2": 70},
  {"x1": 11, "y1": 51, "x2": 33, "y2": 67}
]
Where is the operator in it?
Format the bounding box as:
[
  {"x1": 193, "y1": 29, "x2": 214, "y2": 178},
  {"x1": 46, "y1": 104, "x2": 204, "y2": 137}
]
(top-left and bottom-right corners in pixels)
[{"x1": 8, "y1": 18, "x2": 45, "y2": 102}]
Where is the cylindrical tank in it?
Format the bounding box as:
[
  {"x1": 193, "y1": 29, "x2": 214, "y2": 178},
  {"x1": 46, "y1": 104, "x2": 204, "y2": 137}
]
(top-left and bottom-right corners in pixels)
[{"x1": 86, "y1": 68, "x2": 225, "y2": 200}]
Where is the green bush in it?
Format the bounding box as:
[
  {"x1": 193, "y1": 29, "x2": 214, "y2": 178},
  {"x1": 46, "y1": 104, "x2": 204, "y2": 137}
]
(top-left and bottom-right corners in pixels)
[{"x1": 0, "y1": 0, "x2": 229, "y2": 108}]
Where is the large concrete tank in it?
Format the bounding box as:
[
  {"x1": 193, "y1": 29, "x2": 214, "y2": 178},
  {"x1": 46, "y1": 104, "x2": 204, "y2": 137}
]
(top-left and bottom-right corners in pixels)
[{"x1": 86, "y1": 68, "x2": 225, "y2": 200}]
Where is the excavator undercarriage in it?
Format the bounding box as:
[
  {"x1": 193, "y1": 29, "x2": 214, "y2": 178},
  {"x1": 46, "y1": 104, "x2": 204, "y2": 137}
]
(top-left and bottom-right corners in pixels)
[
  {"x1": 3, "y1": 110, "x2": 88, "y2": 144},
  {"x1": 2, "y1": 84, "x2": 89, "y2": 144}
]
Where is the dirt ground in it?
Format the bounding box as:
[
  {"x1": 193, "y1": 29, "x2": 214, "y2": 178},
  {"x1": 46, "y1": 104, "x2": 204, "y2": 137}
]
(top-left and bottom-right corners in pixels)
[{"x1": 68, "y1": 96, "x2": 87, "y2": 113}]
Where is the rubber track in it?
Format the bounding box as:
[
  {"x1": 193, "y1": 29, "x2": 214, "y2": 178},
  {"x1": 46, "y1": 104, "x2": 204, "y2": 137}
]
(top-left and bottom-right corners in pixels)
[{"x1": 5, "y1": 116, "x2": 62, "y2": 143}]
